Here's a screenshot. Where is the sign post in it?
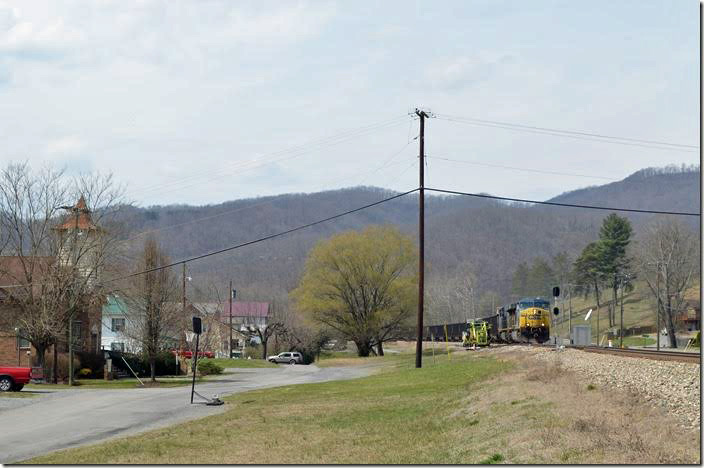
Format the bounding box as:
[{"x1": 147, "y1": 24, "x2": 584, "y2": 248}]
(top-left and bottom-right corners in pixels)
[{"x1": 190, "y1": 316, "x2": 202, "y2": 404}]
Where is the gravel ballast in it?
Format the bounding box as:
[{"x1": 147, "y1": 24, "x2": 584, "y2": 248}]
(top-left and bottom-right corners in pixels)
[{"x1": 529, "y1": 347, "x2": 700, "y2": 430}]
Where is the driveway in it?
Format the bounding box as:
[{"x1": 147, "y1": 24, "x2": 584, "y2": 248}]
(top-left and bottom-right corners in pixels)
[{"x1": 0, "y1": 364, "x2": 371, "y2": 463}]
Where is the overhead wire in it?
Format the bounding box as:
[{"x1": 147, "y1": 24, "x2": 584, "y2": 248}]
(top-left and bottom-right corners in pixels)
[
  {"x1": 104, "y1": 188, "x2": 420, "y2": 282},
  {"x1": 435, "y1": 115, "x2": 698, "y2": 153},
  {"x1": 117, "y1": 141, "x2": 417, "y2": 245},
  {"x1": 129, "y1": 116, "x2": 409, "y2": 200},
  {"x1": 424, "y1": 187, "x2": 701, "y2": 217},
  {"x1": 426, "y1": 155, "x2": 618, "y2": 181}
]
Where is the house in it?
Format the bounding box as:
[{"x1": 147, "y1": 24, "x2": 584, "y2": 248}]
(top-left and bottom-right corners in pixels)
[
  {"x1": 0, "y1": 196, "x2": 105, "y2": 370},
  {"x1": 101, "y1": 295, "x2": 139, "y2": 353},
  {"x1": 221, "y1": 302, "x2": 270, "y2": 330}
]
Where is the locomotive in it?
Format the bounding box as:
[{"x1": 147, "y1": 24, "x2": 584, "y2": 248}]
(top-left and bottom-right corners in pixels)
[{"x1": 425, "y1": 296, "x2": 552, "y2": 344}]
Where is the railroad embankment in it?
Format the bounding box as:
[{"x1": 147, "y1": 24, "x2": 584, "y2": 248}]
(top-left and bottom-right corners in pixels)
[{"x1": 533, "y1": 346, "x2": 700, "y2": 429}]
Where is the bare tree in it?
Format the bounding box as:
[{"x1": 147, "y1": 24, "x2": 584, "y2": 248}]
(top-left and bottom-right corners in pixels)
[
  {"x1": 121, "y1": 237, "x2": 181, "y2": 381},
  {"x1": 636, "y1": 218, "x2": 699, "y2": 348},
  {"x1": 0, "y1": 163, "x2": 126, "y2": 377}
]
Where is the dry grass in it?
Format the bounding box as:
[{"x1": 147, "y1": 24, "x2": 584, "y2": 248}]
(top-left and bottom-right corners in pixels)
[{"x1": 452, "y1": 348, "x2": 701, "y2": 464}]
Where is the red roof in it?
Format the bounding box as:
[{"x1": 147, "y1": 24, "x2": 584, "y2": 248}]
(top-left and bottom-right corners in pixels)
[
  {"x1": 54, "y1": 196, "x2": 100, "y2": 231},
  {"x1": 221, "y1": 302, "x2": 269, "y2": 319}
]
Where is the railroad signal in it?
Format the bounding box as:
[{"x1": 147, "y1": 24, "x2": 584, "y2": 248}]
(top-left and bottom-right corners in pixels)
[
  {"x1": 192, "y1": 316, "x2": 202, "y2": 335},
  {"x1": 552, "y1": 286, "x2": 560, "y2": 297},
  {"x1": 553, "y1": 307, "x2": 560, "y2": 316}
]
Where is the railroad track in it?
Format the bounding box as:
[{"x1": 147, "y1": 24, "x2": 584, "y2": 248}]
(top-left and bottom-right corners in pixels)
[{"x1": 571, "y1": 345, "x2": 700, "y2": 364}]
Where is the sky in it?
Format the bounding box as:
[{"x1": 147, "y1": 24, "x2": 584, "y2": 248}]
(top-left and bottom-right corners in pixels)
[{"x1": 0, "y1": 0, "x2": 699, "y2": 207}]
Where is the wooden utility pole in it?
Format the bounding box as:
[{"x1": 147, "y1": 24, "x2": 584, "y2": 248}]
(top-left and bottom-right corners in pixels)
[
  {"x1": 656, "y1": 261, "x2": 661, "y2": 351},
  {"x1": 229, "y1": 279, "x2": 233, "y2": 358},
  {"x1": 415, "y1": 108, "x2": 428, "y2": 369},
  {"x1": 182, "y1": 262, "x2": 187, "y2": 316}
]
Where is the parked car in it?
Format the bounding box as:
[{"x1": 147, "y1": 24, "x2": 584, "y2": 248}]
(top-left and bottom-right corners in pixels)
[
  {"x1": 267, "y1": 352, "x2": 303, "y2": 364},
  {"x1": 0, "y1": 366, "x2": 34, "y2": 392}
]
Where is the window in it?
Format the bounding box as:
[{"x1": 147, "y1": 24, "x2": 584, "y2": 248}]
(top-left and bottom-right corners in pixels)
[
  {"x1": 17, "y1": 336, "x2": 30, "y2": 349},
  {"x1": 72, "y1": 321, "x2": 82, "y2": 338},
  {"x1": 111, "y1": 342, "x2": 125, "y2": 352},
  {"x1": 111, "y1": 318, "x2": 125, "y2": 332}
]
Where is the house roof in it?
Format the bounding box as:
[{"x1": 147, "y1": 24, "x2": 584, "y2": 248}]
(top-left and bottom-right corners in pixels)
[
  {"x1": 221, "y1": 302, "x2": 269, "y2": 319},
  {"x1": 0, "y1": 256, "x2": 53, "y2": 289}
]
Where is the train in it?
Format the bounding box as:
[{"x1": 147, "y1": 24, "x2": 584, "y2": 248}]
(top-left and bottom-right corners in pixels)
[{"x1": 425, "y1": 296, "x2": 553, "y2": 344}]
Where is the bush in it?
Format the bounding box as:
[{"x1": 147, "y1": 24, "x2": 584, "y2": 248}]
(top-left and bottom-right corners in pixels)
[
  {"x1": 44, "y1": 353, "x2": 81, "y2": 382},
  {"x1": 244, "y1": 345, "x2": 261, "y2": 360},
  {"x1": 139, "y1": 351, "x2": 178, "y2": 377},
  {"x1": 78, "y1": 368, "x2": 92, "y2": 377},
  {"x1": 77, "y1": 351, "x2": 105, "y2": 378},
  {"x1": 197, "y1": 360, "x2": 224, "y2": 376}
]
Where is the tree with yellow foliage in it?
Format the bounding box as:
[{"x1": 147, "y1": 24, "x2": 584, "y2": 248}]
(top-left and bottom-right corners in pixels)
[{"x1": 292, "y1": 226, "x2": 417, "y2": 357}]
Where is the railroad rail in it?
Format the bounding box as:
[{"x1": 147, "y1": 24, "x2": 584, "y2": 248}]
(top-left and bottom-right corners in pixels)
[{"x1": 570, "y1": 345, "x2": 700, "y2": 364}]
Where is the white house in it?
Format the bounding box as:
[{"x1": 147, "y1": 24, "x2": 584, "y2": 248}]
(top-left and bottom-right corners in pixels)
[{"x1": 101, "y1": 295, "x2": 140, "y2": 352}]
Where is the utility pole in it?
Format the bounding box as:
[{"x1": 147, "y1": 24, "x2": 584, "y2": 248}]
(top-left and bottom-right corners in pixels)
[
  {"x1": 182, "y1": 262, "x2": 187, "y2": 317},
  {"x1": 229, "y1": 279, "x2": 233, "y2": 358},
  {"x1": 415, "y1": 108, "x2": 428, "y2": 369},
  {"x1": 619, "y1": 279, "x2": 624, "y2": 348},
  {"x1": 656, "y1": 261, "x2": 661, "y2": 351},
  {"x1": 568, "y1": 284, "x2": 572, "y2": 344}
]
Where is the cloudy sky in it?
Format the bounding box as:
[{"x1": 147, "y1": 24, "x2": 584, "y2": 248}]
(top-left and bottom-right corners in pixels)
[{"x1": 0, "y1": 0, "x2": 699, "y2": 207}]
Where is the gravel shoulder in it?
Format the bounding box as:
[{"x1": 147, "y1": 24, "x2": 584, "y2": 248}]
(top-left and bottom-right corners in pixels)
[{"x1": 532, "y1": 347, "x2": 700, "y2": 430}]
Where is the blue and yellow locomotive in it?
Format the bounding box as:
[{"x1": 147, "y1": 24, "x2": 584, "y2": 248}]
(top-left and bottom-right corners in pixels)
[{"x1": 496, "y1": 297, "x2": 551, "y2": 343}]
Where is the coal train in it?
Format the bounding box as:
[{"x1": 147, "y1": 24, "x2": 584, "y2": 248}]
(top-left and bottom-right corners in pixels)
[{"x1": 425, "y1": 297, "x2": 552, "y2": 344}]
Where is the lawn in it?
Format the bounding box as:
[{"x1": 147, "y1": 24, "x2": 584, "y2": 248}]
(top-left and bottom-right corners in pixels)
[
  {"x1": 621, "y1": 335, "x2": 656, "y2": 348},
  {"x1": 23, "y1": 376, "x2": 210, "y2": 391},
  {"x1": 204, "y1": 358, "x2": 277, "y2": 369},
  {"x1": 25, "y1": 352, "x2": 511, "y2": 464}
]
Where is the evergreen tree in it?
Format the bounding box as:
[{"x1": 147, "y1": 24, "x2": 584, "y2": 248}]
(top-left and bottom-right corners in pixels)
[
  {"x1": 511, "y1": 262, "x2": 530, "y2": 298},
  {"x1": 572, "y1": 242, "x2": 605, "y2": 313},
  {"x1": 598, "y1": 213, "x2": 634, "y2": 327},
  {"x1": 527, "y1": 259, "x2": 555, "y2": 298}
]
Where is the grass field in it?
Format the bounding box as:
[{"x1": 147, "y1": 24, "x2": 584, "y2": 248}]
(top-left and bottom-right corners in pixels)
[
  {"x1": 23, "y1": 376, "x2": 210, "y2": 391},
  {"x1": 21, "y1": 346, "x2": 700, "y2": 464},
  {"x1": 205, "y1": 358, "x2": 277, "y2": 369},
  {"x1": 25, "y1": 351, "x2": 511, "y2": 464},
  {"x1": 551, "y1": 280, "x2": 700, "y2": 343}
]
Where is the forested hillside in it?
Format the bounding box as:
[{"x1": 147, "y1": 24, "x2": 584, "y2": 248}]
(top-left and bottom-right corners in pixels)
[{"x1": 113, "y1": 165, "x2": 700, "y2": 322}]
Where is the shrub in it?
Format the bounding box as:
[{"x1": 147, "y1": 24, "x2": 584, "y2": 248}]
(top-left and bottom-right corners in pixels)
[
  {"x1": 78, "y1": 368, "x2": 92, "y2": 377},
  {"x1": 44, "y1": 353, "x2": 81, "y2": 382},
  {"x1": 77, "y1": 351, "x2": 105, "y2": 378},
  {"x1": 197, "y1": 360, "x2": 224, "y2": 376}
]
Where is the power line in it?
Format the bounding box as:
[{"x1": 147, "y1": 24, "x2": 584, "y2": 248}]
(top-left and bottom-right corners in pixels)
[
  {"x1": 435, "y1": 115, "x2": 698, "y2": 153},
  {"x1": 436, "y1": 113, "x2": 698, "y2": 149},
  {"x1": 426, "y1": 155, "x2": 618, "y2": 181},
  {"x1": 129, "y1": 116, "x2": 409, "y2": 200},
  {"x1": 104, "y1": 188, "x2": 420, "y2": 283},
  {"x1": 119, "y1": 143, "x2": 416, "y2": 245},
  {"x1": 424, "y1": 187, "x2": 700, "y2": 217}
]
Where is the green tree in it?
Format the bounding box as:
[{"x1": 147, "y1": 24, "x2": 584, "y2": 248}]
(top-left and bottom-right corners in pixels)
[
  {"x1": 292, "y1": 226, "x2": 417, "y2": 357},
  {"x1": 511, "y1": 262, "x2": 530, "y2": 298},
  {"x1": 527, "y1": 259, "x2": 555, "y2": 298},
  {"x1": 598, "y1": 213, "x2": 634, "y2": 327},
  {"x1": 573, "y1": 242, "x2": 605, "y2": 314}
]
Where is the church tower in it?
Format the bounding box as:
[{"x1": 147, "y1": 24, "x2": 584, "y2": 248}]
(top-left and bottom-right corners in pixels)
[{"x1": 54, "y1": 196, "x2": 104, "y2": 286}]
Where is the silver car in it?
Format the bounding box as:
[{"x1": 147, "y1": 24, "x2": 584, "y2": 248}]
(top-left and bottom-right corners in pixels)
[{"x1": 267, "y1": 351, "x2": 303, "y2": 364}]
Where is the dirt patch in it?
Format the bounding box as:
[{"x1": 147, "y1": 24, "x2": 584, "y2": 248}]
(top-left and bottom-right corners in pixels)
[{"x1": 451, "y1": 347, "x2": 700, "y2": 464}]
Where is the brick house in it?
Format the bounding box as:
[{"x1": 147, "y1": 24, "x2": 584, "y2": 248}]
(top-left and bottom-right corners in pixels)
[{"x1": 0, "y1": 196, "x2": 105, "y2": 370}]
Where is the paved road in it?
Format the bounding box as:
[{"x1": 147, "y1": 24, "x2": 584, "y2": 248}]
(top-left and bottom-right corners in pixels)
[{"x1": 0, "y1": 364, "x2": 370, "y2": 463}]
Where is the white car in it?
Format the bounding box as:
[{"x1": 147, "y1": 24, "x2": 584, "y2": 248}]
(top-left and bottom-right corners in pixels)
[{"x1": 267, "y1": 352, "x2": 303, "y2": 364}]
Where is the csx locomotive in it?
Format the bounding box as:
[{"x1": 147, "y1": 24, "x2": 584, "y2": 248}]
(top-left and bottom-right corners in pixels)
[{"x1": 425, "y1": 296, "x2": 552, "y2": 344}]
